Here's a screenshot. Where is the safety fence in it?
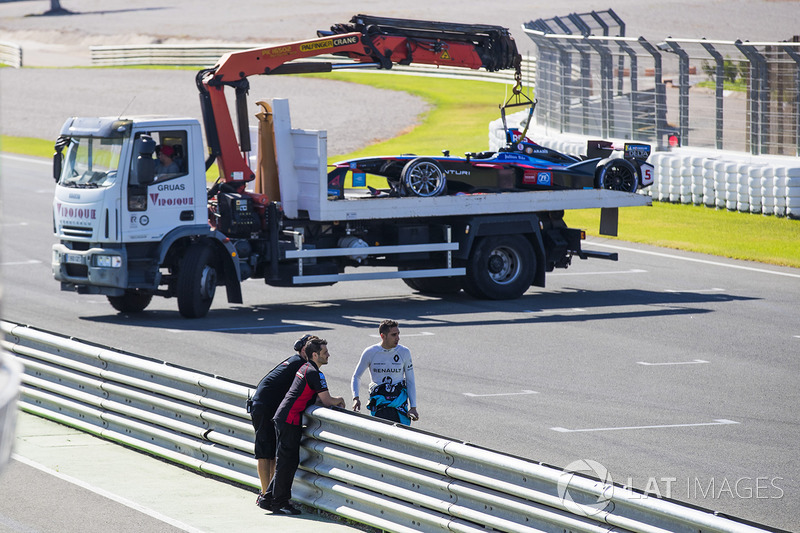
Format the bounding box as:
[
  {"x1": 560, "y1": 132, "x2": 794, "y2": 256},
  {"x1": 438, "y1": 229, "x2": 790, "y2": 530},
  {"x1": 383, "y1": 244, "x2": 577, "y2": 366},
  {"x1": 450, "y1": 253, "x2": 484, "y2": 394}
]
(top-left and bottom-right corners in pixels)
[
  {"x1": 0, "y1": 41, "x2": 22, "y2": 68},
  {"x1": 491, "y1": 113, "x2": 800, "y2": 219},
  {"x1": 88, "y1": 44, "x2": 535, "y2": 85},
  {"x1": 523, "y1": 9, "x2": 800, "y2": 157},
  {"x1": 2, "y1": 320, "x2": 777, "y2": 533}
]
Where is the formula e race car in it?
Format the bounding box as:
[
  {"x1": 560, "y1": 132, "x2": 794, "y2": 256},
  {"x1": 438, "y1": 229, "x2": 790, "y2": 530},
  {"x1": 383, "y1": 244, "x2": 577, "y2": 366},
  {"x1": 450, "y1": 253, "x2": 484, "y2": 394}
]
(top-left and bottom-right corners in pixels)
[{"x1": 328, "y1": 100, "x2": 654, "y2": 199}]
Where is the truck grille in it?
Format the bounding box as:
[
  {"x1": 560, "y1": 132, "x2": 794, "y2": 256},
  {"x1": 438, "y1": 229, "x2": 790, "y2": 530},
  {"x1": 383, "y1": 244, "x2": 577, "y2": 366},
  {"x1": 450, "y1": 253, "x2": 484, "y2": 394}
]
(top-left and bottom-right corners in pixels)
[
  {"x1": 65, "y1": 264, "x2": 88, "y2": 277},
  {"x1": 61, "y1": 225, "x2": 94, "y2": 239}
]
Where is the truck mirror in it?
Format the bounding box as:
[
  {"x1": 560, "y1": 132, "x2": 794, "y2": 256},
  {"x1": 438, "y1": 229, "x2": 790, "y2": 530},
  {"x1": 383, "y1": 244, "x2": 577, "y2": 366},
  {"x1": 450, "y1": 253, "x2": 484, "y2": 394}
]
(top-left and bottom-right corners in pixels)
[
  {"x1": 130, "y1": 135, "x2": 156, "y2": 186},
  {"x1": 53, "y1": 152, "x2": 62, "y2": 182},
  {"x1": 132, "y1": 156, "x2": 155, "y2": 186}
]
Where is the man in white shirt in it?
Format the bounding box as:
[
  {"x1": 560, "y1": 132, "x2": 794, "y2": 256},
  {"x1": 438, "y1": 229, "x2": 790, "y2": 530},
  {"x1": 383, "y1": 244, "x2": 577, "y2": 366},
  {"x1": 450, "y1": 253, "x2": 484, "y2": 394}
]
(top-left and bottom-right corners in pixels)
[{"x1": 351, "y1": 319, "x2": 419, "y2": 425}]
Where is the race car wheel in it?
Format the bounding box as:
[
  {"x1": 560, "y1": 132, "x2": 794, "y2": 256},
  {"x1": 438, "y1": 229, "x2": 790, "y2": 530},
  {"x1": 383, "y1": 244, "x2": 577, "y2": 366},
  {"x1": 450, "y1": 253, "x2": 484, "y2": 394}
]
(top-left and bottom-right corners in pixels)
[
  {"x1": 400, "y1": 158, "x2": 447, "y2": 197},
  {"x1": 177, "y1": 242, "x2": 220, "y2": 318},
  {"x1": 596, "y1": 159, "x2": 638, "y2": 193},
  {"x1": 107, "y1": 290, "x2": 153, "y2": 313},
  {"x1": 464, "y1": 235, "x2": 535, "y2": 300}
]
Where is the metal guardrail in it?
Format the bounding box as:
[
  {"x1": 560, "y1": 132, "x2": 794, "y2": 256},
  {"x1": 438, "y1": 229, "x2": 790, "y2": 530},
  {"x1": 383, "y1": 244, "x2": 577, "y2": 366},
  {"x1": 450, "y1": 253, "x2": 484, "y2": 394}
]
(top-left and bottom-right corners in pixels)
[
  {"x1": 0, "y1": 41, "x2": 22, "y2": 68},
  {"x1": 88, "y1": 44, "x2": 536, "y2": 85},
  {"x1": 2, "y1": 320, "x2": 778, "y2": 533},
  {"x1": 0, "y1": 350, "x2": 22, "y2": 475}
]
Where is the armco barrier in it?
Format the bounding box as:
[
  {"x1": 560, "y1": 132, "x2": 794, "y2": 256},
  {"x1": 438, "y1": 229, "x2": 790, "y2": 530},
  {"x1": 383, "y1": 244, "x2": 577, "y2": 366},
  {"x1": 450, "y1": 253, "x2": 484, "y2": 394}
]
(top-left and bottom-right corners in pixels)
[
  {"x1": 2, "y1": 320, "x2": 779, "y2": 533},
  {"x1": 0, "y1": 350, "x2": 22, "y2": 474},
  {"x1": 490, "y1": 114, "x2": 800, "y2": 219}
]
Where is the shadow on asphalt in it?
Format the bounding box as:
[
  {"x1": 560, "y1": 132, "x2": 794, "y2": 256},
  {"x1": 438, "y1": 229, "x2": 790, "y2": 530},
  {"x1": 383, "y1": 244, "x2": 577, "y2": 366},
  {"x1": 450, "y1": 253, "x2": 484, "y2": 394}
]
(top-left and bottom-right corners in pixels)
[{"x1": 76, "y1": 287, "x2": 757, "y2": 334}]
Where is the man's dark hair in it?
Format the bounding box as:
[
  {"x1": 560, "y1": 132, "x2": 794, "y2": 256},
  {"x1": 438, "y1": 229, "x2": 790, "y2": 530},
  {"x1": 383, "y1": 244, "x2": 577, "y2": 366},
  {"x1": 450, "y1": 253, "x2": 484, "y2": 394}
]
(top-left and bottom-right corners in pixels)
[
  {"x1": 305, "y1": 338, "x2": 328, "y2": 359},
  {"x1": 379, "y1": 319, "x2": 398, "y2": 336},
  {"x1": 294, "y1": 334, "x2": 319, "y2": 353}
]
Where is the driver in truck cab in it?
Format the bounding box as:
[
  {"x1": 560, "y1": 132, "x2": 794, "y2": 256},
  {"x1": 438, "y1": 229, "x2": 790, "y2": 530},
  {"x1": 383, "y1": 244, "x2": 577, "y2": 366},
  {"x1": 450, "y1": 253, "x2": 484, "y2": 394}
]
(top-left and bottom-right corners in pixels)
[{"x1": 154, "y1": 144, "x2": 180, "y2": 177}]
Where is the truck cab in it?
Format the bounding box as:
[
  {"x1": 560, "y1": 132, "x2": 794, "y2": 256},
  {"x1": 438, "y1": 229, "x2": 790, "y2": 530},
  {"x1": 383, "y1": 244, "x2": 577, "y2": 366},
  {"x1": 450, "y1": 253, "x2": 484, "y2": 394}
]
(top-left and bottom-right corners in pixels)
[{"x1": 52, "y1": 116, "x2": 208, "y2": 305}]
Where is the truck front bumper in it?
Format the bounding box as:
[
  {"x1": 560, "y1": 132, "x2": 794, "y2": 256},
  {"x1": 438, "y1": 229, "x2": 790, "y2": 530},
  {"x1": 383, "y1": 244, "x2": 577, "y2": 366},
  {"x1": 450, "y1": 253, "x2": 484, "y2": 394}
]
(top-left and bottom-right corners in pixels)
[{"x1": 52, "y1": 244, "x2": 128, "y2": 295}]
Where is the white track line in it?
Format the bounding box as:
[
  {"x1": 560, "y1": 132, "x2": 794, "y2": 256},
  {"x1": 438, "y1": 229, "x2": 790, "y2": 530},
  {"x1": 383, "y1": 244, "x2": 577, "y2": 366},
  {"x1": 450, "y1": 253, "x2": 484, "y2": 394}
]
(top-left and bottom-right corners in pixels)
[
  {"x1": 590, "y1": 242, "x2": 800, "y2": 279},
  {"x1": 464, "y1": 390, "x2": 538, "y2": 398},
  {"x1": 637, "y1": 359, "x2": 709, "y2": 366},
  {"x1": 551, "y1": 419, "x2": 739, "y2": 433},
  {"x1": 11, "y1": 454, "x2": 203, "y2": 533}
]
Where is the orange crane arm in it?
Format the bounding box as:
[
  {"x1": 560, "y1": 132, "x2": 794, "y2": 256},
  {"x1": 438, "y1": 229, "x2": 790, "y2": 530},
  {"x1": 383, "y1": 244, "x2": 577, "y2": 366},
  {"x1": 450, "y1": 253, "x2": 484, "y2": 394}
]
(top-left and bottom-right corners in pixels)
[{"x1": 197, "y1": 14, "x2": 520, "y2": 188}]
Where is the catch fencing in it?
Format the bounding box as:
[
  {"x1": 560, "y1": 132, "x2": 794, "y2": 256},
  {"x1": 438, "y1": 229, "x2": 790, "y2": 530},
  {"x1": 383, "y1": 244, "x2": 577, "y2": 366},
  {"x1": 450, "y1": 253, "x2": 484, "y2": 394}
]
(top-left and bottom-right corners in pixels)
[
  {"x1": 3, "y1": 320, "x2": 776, "y2": 533},
  {"x1": 523, "y1": 10, "x2": 800, "y2": 157}
]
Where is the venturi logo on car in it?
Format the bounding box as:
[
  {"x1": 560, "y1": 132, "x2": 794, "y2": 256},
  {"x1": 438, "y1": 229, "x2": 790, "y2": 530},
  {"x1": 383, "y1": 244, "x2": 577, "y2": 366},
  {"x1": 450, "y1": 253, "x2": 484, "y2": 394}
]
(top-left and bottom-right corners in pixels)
[{"x1": 523, "y1": 171, "x2": 551, "y2": 186}]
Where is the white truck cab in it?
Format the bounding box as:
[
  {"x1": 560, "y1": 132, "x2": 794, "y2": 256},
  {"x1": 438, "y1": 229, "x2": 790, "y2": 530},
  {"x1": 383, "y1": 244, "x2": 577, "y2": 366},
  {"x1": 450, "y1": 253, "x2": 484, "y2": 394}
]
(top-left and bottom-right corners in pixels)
[{"x1": 52, "y1": 116, "x2": 208, "y2": 297}]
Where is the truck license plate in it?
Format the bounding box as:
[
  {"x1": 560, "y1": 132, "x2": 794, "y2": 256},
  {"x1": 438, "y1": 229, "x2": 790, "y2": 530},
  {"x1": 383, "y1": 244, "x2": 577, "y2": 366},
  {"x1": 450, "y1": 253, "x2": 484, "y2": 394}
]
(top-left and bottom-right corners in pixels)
[{"x1": 65, "y1": 253, "x2": 83, "y2": 264}]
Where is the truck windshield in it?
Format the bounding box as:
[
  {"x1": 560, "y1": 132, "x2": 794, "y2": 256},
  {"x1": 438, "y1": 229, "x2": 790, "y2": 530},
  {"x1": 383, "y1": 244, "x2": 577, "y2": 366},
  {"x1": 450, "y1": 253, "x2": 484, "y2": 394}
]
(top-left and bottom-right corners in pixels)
[{"x1": 58, "y1": 137, "x2": 124, "y2": 188}]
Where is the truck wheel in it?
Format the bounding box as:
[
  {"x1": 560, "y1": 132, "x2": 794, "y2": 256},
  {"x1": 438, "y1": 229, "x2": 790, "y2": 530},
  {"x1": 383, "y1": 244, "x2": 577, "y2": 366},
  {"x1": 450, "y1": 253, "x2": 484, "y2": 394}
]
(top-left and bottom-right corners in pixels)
[
  {"x1": 177, "y1": 243, "x2": 219, "y2": 318},
  {"x1": 107, "y1": 290, "x2": 152, "y2": 313},
  {"x1": 400, "y1": 158, "x2": 447, "y2": 197},
  {"x1": 596, "y1": 159, "x2": 638, "y2": 193},
  {"x1": 463, "y1": 235, "x2": 534, "y2": 300}
]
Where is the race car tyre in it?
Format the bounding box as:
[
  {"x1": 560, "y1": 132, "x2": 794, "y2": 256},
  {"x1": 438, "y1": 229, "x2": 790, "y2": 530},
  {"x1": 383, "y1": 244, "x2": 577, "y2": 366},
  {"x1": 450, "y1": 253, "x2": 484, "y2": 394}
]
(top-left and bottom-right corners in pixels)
[
  {"x1": 177, "y1": 242, "x2": 219, "y2": 318},
  {"x1": 400, "y1": 158, "x2": 447, "y2": 197},
  {"x1": 107, "y1": 290, "x2": 153, "y2": 313},
  {"x1": 596, "y1": 159, "x2": 638, "y2": 193},
  {"x1": 463, "y1": 235, "x2": 535, "y2": 300}
]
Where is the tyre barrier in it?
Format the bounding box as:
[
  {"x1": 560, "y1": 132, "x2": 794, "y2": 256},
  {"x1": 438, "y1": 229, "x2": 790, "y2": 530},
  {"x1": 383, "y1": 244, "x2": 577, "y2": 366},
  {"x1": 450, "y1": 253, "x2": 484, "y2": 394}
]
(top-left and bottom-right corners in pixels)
[
  {"x1": 2, "y1": 320, "x2": 780, "y2": 533},
  {"x1": 490, "y1": 115, "x2": 800, "y2": 219},
  {"x1": 0, "y1": 41, "x2": 22, "y2": 68}
]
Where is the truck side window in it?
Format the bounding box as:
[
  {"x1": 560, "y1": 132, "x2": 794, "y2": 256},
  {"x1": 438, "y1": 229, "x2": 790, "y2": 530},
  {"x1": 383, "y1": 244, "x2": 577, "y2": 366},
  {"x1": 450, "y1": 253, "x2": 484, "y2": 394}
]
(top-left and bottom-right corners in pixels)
[{"x1": 150, "y1": 130, "x2": 189, "y2": 183}]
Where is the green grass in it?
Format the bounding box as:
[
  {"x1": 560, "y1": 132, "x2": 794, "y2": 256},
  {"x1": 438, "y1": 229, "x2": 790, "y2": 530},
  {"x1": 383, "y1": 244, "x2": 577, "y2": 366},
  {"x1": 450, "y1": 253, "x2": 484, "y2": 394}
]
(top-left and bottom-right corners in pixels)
[
  {"x1": 1, "y1": 135, "x2": 54, "y2": 158},
  {"x1": 3, "y1": 70, "x2": 798, "y2": 269},
  {"x1": 564, "y1": 203, "x2": 800, "y2": 268},
  {"x1": 696, "y1": 79, "x2": 748, "y2": 92}
]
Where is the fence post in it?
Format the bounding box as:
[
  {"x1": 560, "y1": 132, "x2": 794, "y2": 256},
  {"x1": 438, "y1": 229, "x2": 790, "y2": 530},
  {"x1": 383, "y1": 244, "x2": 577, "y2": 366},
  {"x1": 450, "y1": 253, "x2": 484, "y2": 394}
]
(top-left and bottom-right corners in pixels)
[
  {"x1": 587, "y1": 38, "x2": 614, "y2": 138},
  {"x1": 638, "y1": 38, "x2": 667, "y2": 149},
  {"x1": 700, "y1": 40, "x2": 725, "y2": 150},
  {"x1": 665, "y1": 40, "x2": 691, "y2": 147},
  {"x1": 736, "y1": 41, "x2": 769, "y2": 155},
  {"x1": 781, "y1": 45, "x2": 800, "y2": 156}
]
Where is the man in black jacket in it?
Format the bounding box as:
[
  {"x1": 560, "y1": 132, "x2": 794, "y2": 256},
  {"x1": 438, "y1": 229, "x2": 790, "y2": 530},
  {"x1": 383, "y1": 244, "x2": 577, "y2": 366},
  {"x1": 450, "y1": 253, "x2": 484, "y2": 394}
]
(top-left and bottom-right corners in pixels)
[
  {"x1": 249, "y1": 334, "x2": 317, "y2": 509},
  {"x1": 268, "y1": 338, "x2": 345, "y2": 515}
]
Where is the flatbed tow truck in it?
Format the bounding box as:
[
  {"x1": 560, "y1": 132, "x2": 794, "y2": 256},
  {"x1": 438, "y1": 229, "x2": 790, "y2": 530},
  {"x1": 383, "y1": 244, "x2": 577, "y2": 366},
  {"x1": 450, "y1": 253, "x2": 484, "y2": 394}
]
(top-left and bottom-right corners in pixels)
[{"x1": 50, "y1": 15, "x2": 650, "y2": 318}]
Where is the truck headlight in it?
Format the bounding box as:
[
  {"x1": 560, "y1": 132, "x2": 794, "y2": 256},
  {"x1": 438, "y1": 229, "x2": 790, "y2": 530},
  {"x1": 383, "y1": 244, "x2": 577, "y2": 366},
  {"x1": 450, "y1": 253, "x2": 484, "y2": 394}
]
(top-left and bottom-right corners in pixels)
[{"x1": 94, "y1": 255, "x2": 122, "y2": 268}]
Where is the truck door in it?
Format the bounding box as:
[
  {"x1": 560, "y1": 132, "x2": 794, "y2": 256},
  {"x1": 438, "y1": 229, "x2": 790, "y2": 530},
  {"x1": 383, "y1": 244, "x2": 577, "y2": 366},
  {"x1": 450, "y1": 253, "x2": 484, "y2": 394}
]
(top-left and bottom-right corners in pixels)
[{"x1": 122, "y1": 127, "x2": 205, "y2": 242}]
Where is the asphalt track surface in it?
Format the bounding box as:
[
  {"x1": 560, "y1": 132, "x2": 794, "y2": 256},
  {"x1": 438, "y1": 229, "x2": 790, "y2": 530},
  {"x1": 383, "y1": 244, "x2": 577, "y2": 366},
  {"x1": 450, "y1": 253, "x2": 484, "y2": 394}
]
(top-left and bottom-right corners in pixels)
[{"x1": 2, "y1": 1, "x2": 800, "y2": 532}]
